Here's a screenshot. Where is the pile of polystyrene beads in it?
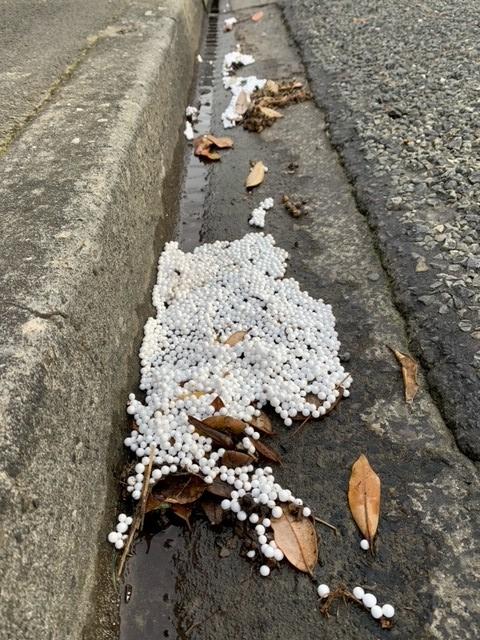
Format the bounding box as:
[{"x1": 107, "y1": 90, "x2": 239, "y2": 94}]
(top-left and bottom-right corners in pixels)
[
  {"x1": 107, "y1": 513, "x2": 133, "y2": 550},
  {"x1": 317, "y1": 584, "x2": 395, "y2": 621},
  {"x1": 108, "y1": 233, "x2": 351, "y2": 577},
  {"x1": 249, "y1": 197, "x2": 274, "y2": 228}
]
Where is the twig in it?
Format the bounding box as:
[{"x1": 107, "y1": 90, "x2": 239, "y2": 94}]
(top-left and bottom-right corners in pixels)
[
  {"x1": 117, "y1": 445, "x2": 155, "y2": 579},
  {"x1": 314, "y1": 516, "x2": 338, "y2": 535},
  {"x1": 185, "y1": 608, "x2": 225, "y2": 636},
  {"x1": 289, "y1": 415, "x2": 311, "y2": 438}
]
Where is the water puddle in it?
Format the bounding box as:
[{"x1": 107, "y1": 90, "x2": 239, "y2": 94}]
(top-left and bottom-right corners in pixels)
[
  {"x1": 175, "y1": 1, "x2": 219, "y2": 251},
  {"x1": 119, "y1": 3, "x2": 219, "y2": 639}
]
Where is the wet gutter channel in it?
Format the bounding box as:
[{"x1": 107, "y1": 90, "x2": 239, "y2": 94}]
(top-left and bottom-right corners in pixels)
[{"x1": 119, "y1": 4, "x2": 220, "y2": 639}]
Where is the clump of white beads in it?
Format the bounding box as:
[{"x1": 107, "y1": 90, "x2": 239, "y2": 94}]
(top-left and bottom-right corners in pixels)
[
  {"x1": 249, "y1": 197, "x2": 274, "y2": 228},
  {"x1": 352, "y1": 586, "x2": 395, "y2": 621},
  {"x1": 107, "y1": 513, "x2": 133, "y2": 550},
  {"x1": 114, "y1": 234, "x2": 351, "y2": 578},
  {"x1": 222, "y1": 48, "x2": 266, "y2": 128}
]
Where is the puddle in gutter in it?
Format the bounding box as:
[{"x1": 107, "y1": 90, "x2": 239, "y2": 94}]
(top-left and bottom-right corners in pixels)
[
  {"x1": 119, "y1": 3, "x2": 219, "y2": 639},
  {"x1": 175, "y1": 0, "x2": 220, "y2": 252}
]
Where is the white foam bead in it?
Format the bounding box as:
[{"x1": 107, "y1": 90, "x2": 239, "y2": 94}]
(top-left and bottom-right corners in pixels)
[
  {"x1": 362, "y1": 593, "x2": 377, "y2": 609},
  {"x1": 317, "y1": 584, "x2": 330, "y2": 598},
  {"x1": 370, "y1": 605, "x2": 383, "y2": 619},
  {"x1": 259, "y1": 565, "x2": 270, "y2": 577},
  {"x1": 352, "y1": 586, "x2": 364, "y2": 601},
  {"x1": 382, "y1": 604, "x2": 395, "y2": 618}
]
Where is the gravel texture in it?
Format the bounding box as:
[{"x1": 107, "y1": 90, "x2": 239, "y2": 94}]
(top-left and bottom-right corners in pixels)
[{"x1": 282, "y1": 0, "x2": 480, "y2": 460}]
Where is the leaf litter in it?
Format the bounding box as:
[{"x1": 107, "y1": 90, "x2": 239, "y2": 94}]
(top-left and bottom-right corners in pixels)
[{"x1": 111, "y1": 31, "x2": 399, "y2": 633}]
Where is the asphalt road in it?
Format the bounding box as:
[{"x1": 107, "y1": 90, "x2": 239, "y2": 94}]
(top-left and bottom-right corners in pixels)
[
  {"x1": 282, "y1": 0, "x2": 480, "y2": 461},
  {"x1": 120, "y1": 1, "x2": 480, "y2": 638},
  {"x1": 0, "y1": 0, "x2": 128, "y2": 150}
]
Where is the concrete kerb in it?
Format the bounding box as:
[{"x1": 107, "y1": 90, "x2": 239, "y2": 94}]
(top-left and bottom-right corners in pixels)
[{"x1": 0, "y1": 1, "x2": 203, "y2": 638}]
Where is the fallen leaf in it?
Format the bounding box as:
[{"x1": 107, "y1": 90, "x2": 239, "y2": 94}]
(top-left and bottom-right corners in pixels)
[
  {"x1": 388, "y1": 346, "x2": 419, "y2": 403},
  {"x1": 259, "y1": 106, "x2": 283, "y2": 119},
  {"x1": 348, "y1": 454, "x2": 381, "y2": 544},
  {"x1": 206, "y1": 478, "x2": 232, "y2": 499},
  {"x1": 249, "y1": 411, "x2": 273, "y2": 434},
  {"x1": 193, "y1": 137, "x2": 221, "y2": 161},
  {"x1": 205, "y1": 134, "x2": 234, "y2": 149},
  {"x1": 221, "y1": 450, "x2": 256, "y2": 467},
  {"x1": 251, "y1": 11, "x2": 264, "y2": 22},
  {"x1": 271, "y1": 508, "x2": 318, "y2": 574},
  {"x1": 201, "y1": 498, "x2": 225, "y2": 525},
  {"x1": 171, "y1": 503, "x2": 193, "y2": 529},
  {"x1": 145, "y1": 494, "x2": 170, "y2": 514},
  {"x1": 211, "y1": 396, "x2": 225, "y2": 412},
  {"x1": 246, "y1": 161, "x2": 265, "y2": 189},
  {"x1": 154, "y1": 474, "x2": 207, "y2": 505},
  {"x1": 188, "y1": 415, "x2": 235, "y2": 448},
  {"x1": 203, "y1": 415, "x2": 247, "y2": 435},
  {"x1": 265, "y1": 80, "x2": 279, "y2": 94},
  {"x1": 235, "y1": 90, "x2": 250, "y2": 115},
  {"x1": 225, "y1": 329, "x2": 249, "y2": 346},
  {"x1": 252, "y1": 438, "x2": 282, "y2": 463}
]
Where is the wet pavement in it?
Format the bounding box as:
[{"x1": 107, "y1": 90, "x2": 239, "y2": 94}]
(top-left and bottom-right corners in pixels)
[{"x1": 119, "y1": 1, "x2": 480, "y2": 638}]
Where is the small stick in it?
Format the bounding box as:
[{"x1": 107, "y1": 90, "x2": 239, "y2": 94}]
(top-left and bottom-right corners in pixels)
[
  {"x1": 117, "y1": 445, "x2": 155, "y2": 579},
  {"x1": 314, "y1": 516, "x2": 338, "y2": 535},
  {"x1": 289, "y1": 415, "x2": 311, "y2": 438}
]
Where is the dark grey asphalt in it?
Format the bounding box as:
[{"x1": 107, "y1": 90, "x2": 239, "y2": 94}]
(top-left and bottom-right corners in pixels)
[
  {"x1": 282, "y1": 0, "x2": 480, "y2": 461},
  {"x1": 0, "y1": 0, "x2": 128, "y2": 150},
  {"x1": 120, "y1": 2, "x2": 480, "y2": 639}
]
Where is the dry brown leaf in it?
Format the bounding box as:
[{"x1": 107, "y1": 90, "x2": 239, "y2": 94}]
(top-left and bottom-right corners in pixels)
[
  {"x1": 203, "y1": 415, "x2": 247, "y2": 435},
  {"x1": 221, "y1": 450, "x2": 256, "y2": 467},
  {"x1": 205, "y1": 478, "x2": 232, "y2": 499},
  {"x1": 249, "y1": 411, "x2": 273, "y2": 435},
  {"x1": 205, "y1": 134, "x2": 234, "y2": 149},
  {"x1": 188, "y1": 415, "x2": 235, "y2": 448},
  {"x1": 235, "y1": 90, "x2": 250, "y2": 115},
  {"x1": 348, "y1": 454, "x2": 381, "y2": 544},
  {"x1": 246, "y1": 161, "x2": 265, "y2": 189},
  {"x1": 193, "y1": 137, "x2": 221, "y2": 161},
  {"x1": 154, "y1": 474, "x2": 207, "y2": 505},
  {"x1": 265, "y1": 80, "x2": 279, "y2": 94},
  {"x1": 225, "y1": 330, "x2": 249, "y2": 346},
  {"x1": 201, "y1": 498, "x2": 225, "y2": 526},
  {"x1": 211, "y1": 396, "x2": 225, "y2": 412},
  {"x1": 252, "y1": 438, "x2": 282, "y2": 463},
  {"x1": 251, "y1": 11, "x2": 264, "y2": 22},
  {"x1": 171, "y1": 503, "x2": 193, "y2": 528},
  {"x1": 389, "y1": 346, "x2": 419, "y2": 403},
  {"x1": 259, "y1": 106, "x2": 283, "y2": 119},
  {"x1": 145, "y1": 494, "x2": 170, "y2": 514},
  {"x1": 271, "y1": 508, "x2": 318, "y2": 574}
]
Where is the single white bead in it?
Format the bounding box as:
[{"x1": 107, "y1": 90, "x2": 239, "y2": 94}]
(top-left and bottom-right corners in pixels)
[
  {"x1": 114, "y1": 539, "x2": 124, "y2": 550},
  {"x1": 220, "y1": 499, "x2": 231, "y2": 510},
  {"x1": 271, "y1": 506, "x2": 283, "y2": 518},
  {"x1": 382, "y1": 604, "x2": 395, "y2": 618},
  {"x1": 362, "y1": 593, "x2": 377, "y2": 609},
  {"x1": 108, "y1": 531, "x2": 119, "y2": 544},
  {"x1": 273, "y1": 548, "x2": 284, "y2": 561},
  {"x1": 116, "y1": 522, "x2": 128, "y2": 534},
  {"x1": 259, "y1": 565, "x2": 270, "y2": 577},
  {"x1": 352, "y1": 586, "x2": 364, "y2": 601},
  {"x1": 370, "y1": 605, "x2": 383, "y2": 619},
  {"x1": 302, "y1": 507, "x2": 311, "y2": 517},
  {"x1": 360, "y1": 538, "x2": 370, "y2": 551},
  {"x1": 237, "y1": 510, "x2": 247, "y2": 521},
  {"x1": 317, "y1": 584, "x2": 330, "y2": 598},
  {"x1": 249, "y1": 513, "x2": 259, "y2": 524},
  {"x1": 246, "y1": 550, "x2": 256, "y2": 559}
]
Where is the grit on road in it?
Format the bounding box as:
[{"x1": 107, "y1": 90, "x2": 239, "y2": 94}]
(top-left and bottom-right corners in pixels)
[{"x1": 283, "y1": 0, "x2": 480, "y2": 461}]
